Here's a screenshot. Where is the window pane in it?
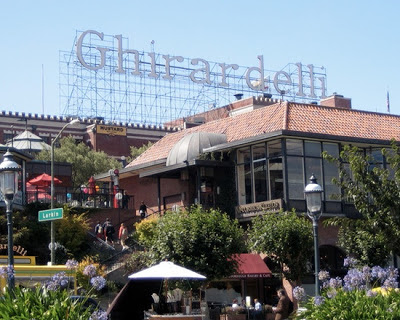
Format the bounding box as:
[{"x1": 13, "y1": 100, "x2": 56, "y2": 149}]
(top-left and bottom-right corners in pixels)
[
  {"x1": 269, "y1": 158, "x2": 283, "y2": 199},
  {"x1": 237, "y1": 164, "x2": 252, "y2": 205},
  {"x1": 286, "y1": 139, "x2": 303, "y2": 155},
  {"x1": 287, "y1": 157, "x2": 304, "y2": 199},
  {"x1": 268, "y1": 140, "x2": 282, "y2": 157},
  {"x1": 323, "y1": 142, "x2": 339, "y2": 158},
  {"x1": 305, "y1": 157, "x2": 323, "y2": 199},
  {"x1": 305, "y1": 141, "x2": 321, "y2": 157},
  {"x1": 253, "y1": 144, "x2": 266, "y2": 161},
  {"x1": 254, "y1": 161, "x2": 267, "y2": 202},
  {"x1": 237, "y1": 147, "x2": 251, "y2": 164},
  {"x1": 324, "y1": 159, "x2": 340, "y2": 201}
]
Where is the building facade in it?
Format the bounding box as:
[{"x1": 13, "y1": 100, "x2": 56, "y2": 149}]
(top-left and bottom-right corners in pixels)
[{"x1": 95, "y1": 94, "x2": 400, "y2": 296}]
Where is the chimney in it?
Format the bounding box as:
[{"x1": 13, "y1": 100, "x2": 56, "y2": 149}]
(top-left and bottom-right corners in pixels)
[{"x1": 320, "y1": 94, "x2": 351, "y2": 109}]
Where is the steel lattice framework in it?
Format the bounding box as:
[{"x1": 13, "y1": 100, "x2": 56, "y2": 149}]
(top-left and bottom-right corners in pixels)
[{"x1": 59, "y1": 30, "x2": 327, "y2": 125}]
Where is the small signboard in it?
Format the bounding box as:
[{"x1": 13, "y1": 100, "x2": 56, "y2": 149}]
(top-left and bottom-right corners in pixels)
[{"x1": 38, "y1": 208, "x2": 63, "y2": 222}]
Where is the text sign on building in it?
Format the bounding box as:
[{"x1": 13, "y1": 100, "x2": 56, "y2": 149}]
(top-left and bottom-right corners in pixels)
[
  {"x1": 38, "y1": 208, "x2": 63, "y2": 222},
  {"x1": 76, "y1": 30, "x2": 327, "y2": 99},
  {"x1": 96, "y1": 124, "x2": 127, "y2": 136},
  {"x1": 235, "y1": 199, "x2": 282, "y2": 220}
]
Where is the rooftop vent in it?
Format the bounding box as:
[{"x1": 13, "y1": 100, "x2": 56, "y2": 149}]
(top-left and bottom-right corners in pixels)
[{"x1": 234, "y1": 93, "x2": 243, "y2": 100}]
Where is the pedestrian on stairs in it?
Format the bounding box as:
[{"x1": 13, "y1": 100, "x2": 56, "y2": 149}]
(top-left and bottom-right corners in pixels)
[{"x1": 119, "y1": 223, "x2": 129, "y2": 250}]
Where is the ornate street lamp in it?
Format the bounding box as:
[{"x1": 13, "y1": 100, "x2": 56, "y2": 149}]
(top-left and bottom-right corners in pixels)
[
  {"x1": 0, "y1": 150, "x2": 21, "y2": 291},
  {"x1": 50, "y1": 118, "x2": 80, "y2": 264},
  {"x1": 304, "y1": 174, "x2": 323, "y2": 296}
]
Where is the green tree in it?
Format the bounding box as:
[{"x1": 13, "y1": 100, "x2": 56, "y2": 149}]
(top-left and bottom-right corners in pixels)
[
  {"x1": 323, "y1": 141, "x2": 400, "y2": 265},
  {"x1": 136, "y1": 206, "x2": 246, "y2": 280},
  {"x1": 247, "y1": 210, "x2": 313, "y2": 282},
  {"x1": 36, "y1": 136, "x2": 121, "y2": 188},
  {"x1": 128, "y1": 141, "x2": 154, "y2": 162}
]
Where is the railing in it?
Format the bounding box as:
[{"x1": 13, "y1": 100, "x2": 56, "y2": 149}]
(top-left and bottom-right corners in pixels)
[{"x1": 25, "y1": 186, "x2": 134, "y2": 209}]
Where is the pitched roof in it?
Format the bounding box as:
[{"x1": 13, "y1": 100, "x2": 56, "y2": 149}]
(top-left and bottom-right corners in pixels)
[{"x1": 127, "y1": 101, "x2": 400, "y2": 168}]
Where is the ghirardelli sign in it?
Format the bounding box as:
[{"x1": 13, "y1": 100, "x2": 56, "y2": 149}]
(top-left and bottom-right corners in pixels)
[{"x1": 76, "y1": 30, "x2": 327, "y2": 99}]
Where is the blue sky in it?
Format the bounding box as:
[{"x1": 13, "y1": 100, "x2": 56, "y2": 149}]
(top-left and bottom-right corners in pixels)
[{"x1": 1, "y1": 0, "x2": 399, "y2": 117}]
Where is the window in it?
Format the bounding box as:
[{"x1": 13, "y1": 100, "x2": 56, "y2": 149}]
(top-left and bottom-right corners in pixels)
[
  {"x1": 287, "y1": 157, "x2": 304, "y2": 199},
  {"x1": 286, "y1": 139, "x2": 303, "y2": 155}
]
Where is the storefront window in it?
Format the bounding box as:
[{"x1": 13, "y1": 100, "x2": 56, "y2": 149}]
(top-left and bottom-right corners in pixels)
[
  {"x1": 286, "y1": 139, "x2": 303, "y2": 155},
  {"x1": 254, "y1": 161, "x2": 267, "y2": 202},
  {"x1": 287, "y1": 157, "x2": 304, "y2": 199},
  {"x1": 305, "y1": 141, "x2": 321, "y2": 157},
  {"x1": 253, "y1": 144, "x2": 266, "y2": 161},
  {"x1": 324, "y1": 160, "x2": 340, "y2": 200},
  {"x1": 237, "y1": 147, "x2": 251, "y2": 164},
  {"x1": 269, "y1": 158, "x2": 283, "y2": 200},
  {"x1": 268, "y1": 140, "x2": 282, "y2": 157},
  {"x1": 237, "y1": 163, "x2": 252, "y2": 205}
]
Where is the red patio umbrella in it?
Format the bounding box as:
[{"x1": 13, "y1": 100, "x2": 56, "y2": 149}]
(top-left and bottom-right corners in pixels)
[{"x1": 28, "y1": 173, "x2": 62, "y2": 187}]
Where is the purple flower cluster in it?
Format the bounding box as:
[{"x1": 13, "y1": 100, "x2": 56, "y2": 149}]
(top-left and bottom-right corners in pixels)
[
  {"x1": 90, "y1": 276, "x2": 107, "y2": 291},
  {"x1": 45, "y1": 272, "x2": 69, "y2": 291},
  {"x1": 83, "y1": 264, "x2": 98, "y2": 277},
  {"x1": 0, "y1": 266, "x2": 14, "y2": 280},
  {"x1": 343, "y1": 257, "x2": 358, "y2": 268},
  {"x1": 314, "y1": 296, "x2": 325, "y2": 306},
  {"x1": 89, "y1": 310, "x2": 108, "y2": 320},
  {"x1": 343, "y1": 268, "x2": 366, "y2": 291},
  {"x1": 66, "y1": 259, "x2": 79, "y2": 270},
  {"x1": 318, "y1": 270, "x2": 330, "y2": 282},
  {"x1": 292, "y1": 286, "x2": 306, "y2": 301}
]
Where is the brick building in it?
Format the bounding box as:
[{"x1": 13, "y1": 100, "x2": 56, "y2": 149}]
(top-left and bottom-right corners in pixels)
[
  {"x1": 96, "y1": 94, "x2": 400, "y2": 298},
  {"x1": 0, "y1": 111, "x2": 178, "y2": 159}
]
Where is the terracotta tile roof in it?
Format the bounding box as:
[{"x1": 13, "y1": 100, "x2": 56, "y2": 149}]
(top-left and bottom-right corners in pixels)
[{"x1": 128, "y1": 101, "x2": 400, "y2": 168}]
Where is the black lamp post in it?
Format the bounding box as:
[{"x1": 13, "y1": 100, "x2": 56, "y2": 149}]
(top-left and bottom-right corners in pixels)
[
  {"x1": 304, "y1": 174, "x2": 323, "y2": 296},
  {"x1": 50, "y1": 119, "x2": 79, "y2": 264},
  {"x1": 0, "y1": 150, "x2": 21, "y2": 291}
]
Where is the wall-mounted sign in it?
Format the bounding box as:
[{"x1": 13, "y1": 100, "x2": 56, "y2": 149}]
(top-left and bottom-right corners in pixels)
[
  {"x1": 235, "y1": 199, "x2": 282, "y2": 220},
  {"x1": 0, "y1": 244, "x2": 28, "y2": 256},
  {"x1": 96, "y1": 124, "x2": 127, "y2": 136}
]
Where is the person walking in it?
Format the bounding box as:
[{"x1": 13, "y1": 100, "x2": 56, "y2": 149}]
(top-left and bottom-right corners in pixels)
[
  {"x1": 103, "y1": 218, "x2": 115, "y2": 246},
  {"x1": 119, "y1": 223, "x2": 129, "y2": 250},
  {"x1": 94, "y1": 221, "x2": 103, "y2": 239},
  {"x1": 272, "y1": 289, "x2": 290, "y2": 320},
  {"x1": 139, "y1": 201, "x2": 147, "y2": 219}
]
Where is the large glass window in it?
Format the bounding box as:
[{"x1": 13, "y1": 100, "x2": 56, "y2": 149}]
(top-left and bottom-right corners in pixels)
[
  {"x1": 237, "y1": 147, "x2": 251, "y2": 164},
  {"x1": 254, "y1": 161, "x2": 267, "y2": 202},
  {"x1": 305, "y1": 141, "x2": 321, "y2": 157},
  {"x1": 269, "y1": 158, "x2": 283, "y2": 199},
  {"x1": 286, "y1": 139, "x2": 303, "y2": 155},
  {"x1": 287, "y1": 157, "x2": 304, "y2": 199}
]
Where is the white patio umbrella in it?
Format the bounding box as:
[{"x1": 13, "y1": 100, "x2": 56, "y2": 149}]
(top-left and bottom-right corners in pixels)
[{"x1": 128, "y1": 261, "x2": 206, "y2": 280}]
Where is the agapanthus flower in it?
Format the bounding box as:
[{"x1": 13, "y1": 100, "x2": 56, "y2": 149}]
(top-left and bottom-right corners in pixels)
[
  {"x1": 326, "y1": 288, "x2": 337, "y2": 299},
  {"x1": 314, "y1": 295, "x2": 325, "y2": 306},
  {"x1": 90, "y1": 276, "x2": 106, "y2": 291},
  {"x1": 66, "y1": 259, "x2": 79, "y2": 270},
  {"x1": 83, "y1": 264, "x2": 97, "y2": 277},
  {"x1": 292, "y1": 286, "x2": 306, "y2": 301},
  {"x1": 343, "y1": 257, "x2": 358, "y2": 268},
  {"x1": 328, "y1": 277, "x2": 343, "y2": 289},
  {"x1": 318, "y1": 270, "x2": 330, "y2": 282},
  {"x1": 343, "y1": 268, "x2": 365, "y2": 291},
  {"x1": 45, "y1": 271, "x2": 69, "y2": 291},
  {"x1": 382, "y1": 277, "x2": 398, "y2": 289},
  {"x1": 90, "y1": 310, "x2": 108, "y2": 320},
  {"x1": 371, "y1": 266, "x2": 387, "y2": 282}
]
